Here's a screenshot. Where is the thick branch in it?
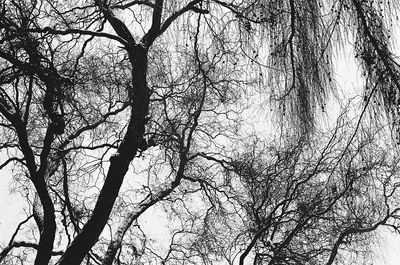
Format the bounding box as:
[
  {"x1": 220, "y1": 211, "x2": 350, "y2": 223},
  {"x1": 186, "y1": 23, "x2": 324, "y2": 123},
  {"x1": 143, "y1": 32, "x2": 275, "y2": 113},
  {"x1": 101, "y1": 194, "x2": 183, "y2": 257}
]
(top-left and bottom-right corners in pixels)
[
  {"x1": 95, "y1": 0, "x2": 136, "y2": 45},
  {"x1": 239, "y1": 227, "x2": 267, "y2": 265},
  {"x1": 102, "y1": 156, "x2": 189, "y2": 265},
  {"x1": 159, "y1": 0, "x2": 203, "y2": 35},
  {"x1": 141, "y1": 0, "x2": 163, "y2": 47},
  {"x1": 58, "y1": 46, "x2": 150, "y2": 265},
  {"x1": 111, "y1": 0, "x2": 155, "y2": 9},
  {"x1": 30, "y1": 175, "x2": 56, "y2": 265}
]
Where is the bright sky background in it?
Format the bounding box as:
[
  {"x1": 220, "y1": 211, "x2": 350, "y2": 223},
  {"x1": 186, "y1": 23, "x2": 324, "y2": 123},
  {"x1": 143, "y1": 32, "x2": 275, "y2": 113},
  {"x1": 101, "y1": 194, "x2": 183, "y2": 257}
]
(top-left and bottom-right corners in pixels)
[
  {"x1": 2, "y1": 17, "x2": 400, "y2": 265},
  {"x1": 332, "y1": 38, "x2": 400, "y2": 265},
  {"x1": 0, "y1": 172, "x2": 25, "y2": 243}
]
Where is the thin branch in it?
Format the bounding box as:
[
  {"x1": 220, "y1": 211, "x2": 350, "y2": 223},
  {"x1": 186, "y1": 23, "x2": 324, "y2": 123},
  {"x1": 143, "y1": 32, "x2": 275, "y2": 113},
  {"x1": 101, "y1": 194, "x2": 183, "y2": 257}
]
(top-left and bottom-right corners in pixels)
[
  {"x1": 0, "y1": 241, "x2": 63, "y2": 262},
  {"x1": 29, "y1": 27, "x2": 128, "y2": 46}
]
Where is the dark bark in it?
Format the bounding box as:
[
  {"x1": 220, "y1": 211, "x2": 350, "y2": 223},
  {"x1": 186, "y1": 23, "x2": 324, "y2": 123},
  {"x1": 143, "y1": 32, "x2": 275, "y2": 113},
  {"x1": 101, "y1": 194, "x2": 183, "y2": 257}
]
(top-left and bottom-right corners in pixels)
[
  {"x1": 58, "y1": 46, "x2": 150, "y2": 265},
  {"x1": 239, "y1": 227, "x2": 267, "y2": 265},
  {"x1": 57, "y1": 159, "x2": 130, "y2": 265},
  {"x1": 32, "y1": 194, "x2": 44, "y2": 232},
  {"x1": 101, "y1": 29, "x2": 206, "y2": 262},
  {"x1": 31, "y1": 176, "x2": 57, "y2": 265},
  {"x1": 10, "y1": 116, "x2": 56, "y2": 265}
]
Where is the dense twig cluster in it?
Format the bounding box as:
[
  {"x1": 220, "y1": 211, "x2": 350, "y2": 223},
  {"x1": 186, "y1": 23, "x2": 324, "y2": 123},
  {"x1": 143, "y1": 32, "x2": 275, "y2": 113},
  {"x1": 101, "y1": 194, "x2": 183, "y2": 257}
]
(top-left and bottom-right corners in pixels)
[{"x1": 1, "y1": 1, "x2": 400, "y2": 265}]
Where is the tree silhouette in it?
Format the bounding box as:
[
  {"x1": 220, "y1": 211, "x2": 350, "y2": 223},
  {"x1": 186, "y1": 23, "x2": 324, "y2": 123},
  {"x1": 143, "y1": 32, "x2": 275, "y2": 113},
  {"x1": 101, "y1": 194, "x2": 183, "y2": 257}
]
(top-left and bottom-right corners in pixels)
[{"x1": 1, "y1": 0, "x2": 400, "y2": 264}]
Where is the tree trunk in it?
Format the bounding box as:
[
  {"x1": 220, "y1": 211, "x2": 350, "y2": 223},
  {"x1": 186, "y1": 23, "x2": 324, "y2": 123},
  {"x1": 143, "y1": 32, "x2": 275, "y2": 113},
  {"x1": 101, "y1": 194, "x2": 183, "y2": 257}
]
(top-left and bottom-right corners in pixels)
[
  {"x1": 32, "y1": 177, "x2": 56, "y2": 265},
  {"x1": 58, "y1": 46, "x2": 150, "y2": 265}
]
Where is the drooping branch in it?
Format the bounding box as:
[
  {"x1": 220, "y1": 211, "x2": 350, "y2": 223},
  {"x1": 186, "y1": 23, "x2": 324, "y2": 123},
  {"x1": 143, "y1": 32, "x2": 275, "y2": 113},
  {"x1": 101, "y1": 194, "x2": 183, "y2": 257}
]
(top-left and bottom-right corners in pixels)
[{"x1": 350, "y1": 0, "x2": 400, "y2": 133}]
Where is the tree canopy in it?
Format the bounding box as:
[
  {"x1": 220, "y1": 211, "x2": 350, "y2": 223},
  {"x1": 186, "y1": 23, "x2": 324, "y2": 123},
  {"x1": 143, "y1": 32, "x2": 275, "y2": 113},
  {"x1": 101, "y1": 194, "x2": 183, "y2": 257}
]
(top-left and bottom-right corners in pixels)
[{"x1": 1, "y1": 0, "x2": 400, "y2": 264}]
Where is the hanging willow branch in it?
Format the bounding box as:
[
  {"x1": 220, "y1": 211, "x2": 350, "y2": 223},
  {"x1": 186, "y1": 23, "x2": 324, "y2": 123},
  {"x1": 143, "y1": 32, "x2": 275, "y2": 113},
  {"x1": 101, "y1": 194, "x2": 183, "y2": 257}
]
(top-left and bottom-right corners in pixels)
[{"x1": 266, "y1": 0, "x2": 333, "y2": 138}]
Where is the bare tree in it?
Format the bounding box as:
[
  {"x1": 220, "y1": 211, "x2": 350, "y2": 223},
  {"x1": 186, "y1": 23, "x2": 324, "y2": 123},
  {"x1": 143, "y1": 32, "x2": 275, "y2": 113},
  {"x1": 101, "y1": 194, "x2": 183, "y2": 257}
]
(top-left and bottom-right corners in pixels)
[{"x1": 1, "y1": 0, "x2": 400, "y2": 265}]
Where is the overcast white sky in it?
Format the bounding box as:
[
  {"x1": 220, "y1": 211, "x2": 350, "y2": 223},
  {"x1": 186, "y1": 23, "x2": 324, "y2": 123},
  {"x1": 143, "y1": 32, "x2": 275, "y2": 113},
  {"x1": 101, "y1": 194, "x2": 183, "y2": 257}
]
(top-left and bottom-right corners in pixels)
[{"x1": 2, "y1": 20, "x2": 400, "y2": 265}]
